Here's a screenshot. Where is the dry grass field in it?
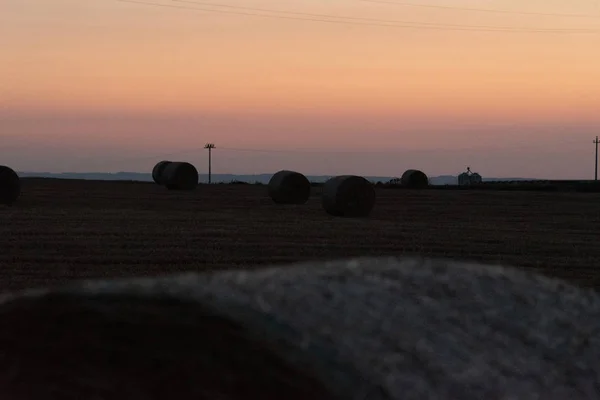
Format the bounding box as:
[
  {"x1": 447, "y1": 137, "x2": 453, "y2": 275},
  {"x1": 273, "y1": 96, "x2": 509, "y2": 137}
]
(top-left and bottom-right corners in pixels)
[{"x1": 2, "y1": 177, "x2": 600, "y2": 293}]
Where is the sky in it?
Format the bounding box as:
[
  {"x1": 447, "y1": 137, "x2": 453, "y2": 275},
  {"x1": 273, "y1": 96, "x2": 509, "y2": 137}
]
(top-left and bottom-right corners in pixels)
[{"x1": 2, "y1": 0, "x2": 600, "y2": 178}]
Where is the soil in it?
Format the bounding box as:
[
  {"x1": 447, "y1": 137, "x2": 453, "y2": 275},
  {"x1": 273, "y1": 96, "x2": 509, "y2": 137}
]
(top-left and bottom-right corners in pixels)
[{"x1": 2, "y1": 178, "x2": 600, "y2": 293}]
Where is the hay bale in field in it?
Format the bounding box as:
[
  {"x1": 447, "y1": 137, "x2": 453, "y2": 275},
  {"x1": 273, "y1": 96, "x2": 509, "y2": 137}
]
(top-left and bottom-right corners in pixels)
[
  {"x1": 268, "y1": 170, "x2": 311, "y2": 205},
  {"x1": 322, "y1": 175, "x2": 375, "y2": 217},
  {"x1": 2, "y1": 257, "x2": 600, "y2": 399},
  {"x1": 0, "y1": 165, "x2": 20, "y2": 206},
  {"x1": 400, "y1": 169, "x2": 429, "y2": 189},
  {"x1": 152, "y1": 160, "x2": 172, "y2": 185},
  {"x1": 161, "y1": 161, "x2": 199, "y2": 191}
]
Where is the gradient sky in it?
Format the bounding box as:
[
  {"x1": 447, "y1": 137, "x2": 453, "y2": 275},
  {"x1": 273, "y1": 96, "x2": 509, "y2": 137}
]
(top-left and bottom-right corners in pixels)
[{"x1": 2, "y1": 0, "x2": 600, "y2": 178}]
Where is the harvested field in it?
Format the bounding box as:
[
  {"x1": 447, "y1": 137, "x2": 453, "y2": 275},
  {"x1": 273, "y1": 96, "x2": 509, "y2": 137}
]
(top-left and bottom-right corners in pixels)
[{"x1": 1, "y1": 178, "x2": 600, "y2": 292}]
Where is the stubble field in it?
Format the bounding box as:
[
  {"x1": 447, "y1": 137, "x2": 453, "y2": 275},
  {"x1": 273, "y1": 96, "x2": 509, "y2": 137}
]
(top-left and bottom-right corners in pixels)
[{"x1": 1, "y1": 178, "x2": 600, "y2": 293}]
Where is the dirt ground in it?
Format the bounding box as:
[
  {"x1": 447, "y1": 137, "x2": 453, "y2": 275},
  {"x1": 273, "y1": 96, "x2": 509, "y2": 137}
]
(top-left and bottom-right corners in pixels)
[{"x1": 2, "y1": 178, "x2": 600, "y2": 293}]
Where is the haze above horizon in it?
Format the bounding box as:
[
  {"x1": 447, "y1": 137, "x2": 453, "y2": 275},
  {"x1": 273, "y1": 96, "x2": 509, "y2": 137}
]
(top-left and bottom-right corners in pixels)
[{"x1": 2, "y1": 0, "x2": 600, "y2": 179}]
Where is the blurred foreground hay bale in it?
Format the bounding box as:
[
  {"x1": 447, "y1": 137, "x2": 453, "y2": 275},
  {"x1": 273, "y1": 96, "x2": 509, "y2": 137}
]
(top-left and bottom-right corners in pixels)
[{"x1": 1, "y1": 257, "x2": 600, "y2": 399}]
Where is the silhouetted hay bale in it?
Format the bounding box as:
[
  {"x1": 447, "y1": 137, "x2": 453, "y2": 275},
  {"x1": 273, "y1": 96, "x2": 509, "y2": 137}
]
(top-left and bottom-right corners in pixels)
[
  {"x1": 162, "y1": 162, "x2": 198, "y2": 191},
  {"x1": 268, "y1": 170, "x2": 311, "y2": 205},
  {"x1": 2, "y1": 257, "x2": 600, "y2": 399},
  {"x1": 0, "y1": 165, "x2": 20, "y2": 206},
  {"x1": 0, "y1": 295, "x2": 333, "y2": 400},
  {"x1": 322, "y1": 175, "x2": 375, "y2": 217},
  {"x1": 401, "y1": 169, "x2": 428, "y2": 189},
  {"x1": 152, "y1": 160, "x2": 172, "y2": 185}
]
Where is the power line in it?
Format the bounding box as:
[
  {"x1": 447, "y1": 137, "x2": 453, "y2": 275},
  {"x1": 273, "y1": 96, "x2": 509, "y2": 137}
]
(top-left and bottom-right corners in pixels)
[
  {"x1": 360, "y1": 0, "x2": 600, "y2": 19},
  {"x1": 117, "y1": 0, "x2": 600, "y2": 33},
  {"x1": 211, "y1": 146, "x2": 399, "y2": 154},
  {"x1": 173, "y1": 0, "x2": 599, "y2": 31},
  {"x1": 99, "y1": 145, "x2": 403, "y2": 164},
  {"x1": 118, "y1": 0, "x2": 204, "y2": 11},
  {"x1": 97, "y1": 145, "x2": 361, "y2": 164},
  {"x1": 118, "y1": 146, "x2": 209, "y2": 162}
]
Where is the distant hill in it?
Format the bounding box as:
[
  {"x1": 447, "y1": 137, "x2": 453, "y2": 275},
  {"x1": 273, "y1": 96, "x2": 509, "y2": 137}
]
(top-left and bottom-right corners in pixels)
[{"x1": 16, "y1": 171, "x2": 541, "y2": 185}]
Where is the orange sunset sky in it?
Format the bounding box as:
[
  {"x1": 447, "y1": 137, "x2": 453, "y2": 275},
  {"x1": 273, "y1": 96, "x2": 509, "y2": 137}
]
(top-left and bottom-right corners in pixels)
[{"x1": 2, "y1": 0, "x2": 600, "y2": 178}]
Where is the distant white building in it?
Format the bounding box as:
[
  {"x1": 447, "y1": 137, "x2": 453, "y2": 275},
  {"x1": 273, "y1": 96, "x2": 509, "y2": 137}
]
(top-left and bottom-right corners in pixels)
[{"x1": 457, "y1": 167, "x2": 483, "y2": 186}]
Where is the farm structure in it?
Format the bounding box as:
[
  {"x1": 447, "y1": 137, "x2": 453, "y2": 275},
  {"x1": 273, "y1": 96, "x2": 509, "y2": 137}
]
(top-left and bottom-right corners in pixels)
[
  {"x1": 2, "y1": 178, "x2": 600, "y2": 292},
  {"x1": 458, "y1": 167, "x2": 483, "y2": 186}
]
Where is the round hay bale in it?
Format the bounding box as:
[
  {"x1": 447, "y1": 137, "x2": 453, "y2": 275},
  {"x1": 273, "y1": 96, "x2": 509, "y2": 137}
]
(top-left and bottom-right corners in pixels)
[
  {"x1": 0, "y1": 293, "x2": 335, "y2": 399},
  {"x1": 268, "y1": 170, "x2": 311, "y2": 205},
  {"x1": 162, "y1": 162, "x2": 199, "y2": 191},
  {"x1": 0, "y1": 165, "x2": 20, "y2": 206},
  {"x1": 152, "y1": 160, "x2": 172, "y2": 185},
  {"x1": 401, "y1": 169, "x2": 429, "y2": 189},
  {"x1": 322, "y1": 175, "x2": 375, "y2": 217},
  {"x1": 5, "y1": 256, "x2": 599, "y2": 399}
]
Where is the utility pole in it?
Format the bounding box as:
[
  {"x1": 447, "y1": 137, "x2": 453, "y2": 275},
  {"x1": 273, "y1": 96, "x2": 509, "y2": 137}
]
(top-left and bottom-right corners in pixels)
[
  {"x1": 204, "y1": 143, "x2": 215, "y2": 184},
  {"x1": 595, "y1": 136, "x2": 600, "y2": 181}
]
